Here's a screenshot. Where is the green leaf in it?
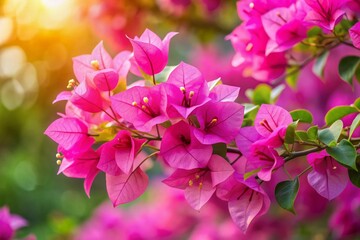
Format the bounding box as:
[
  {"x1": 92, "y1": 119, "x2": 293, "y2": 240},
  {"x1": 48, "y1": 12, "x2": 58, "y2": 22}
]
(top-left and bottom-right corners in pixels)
[
  {"x1": 313, "y1": 51, "x2": 329, "y2": 79},
  {"x1": 242, "y1": 118, "x2": 253, "y2": 127},
  {"x1": 270, "y1": 84, "x2": 285, "y2": 103},
  {"x1": 295, "y1": 131, "x2": 310, "y2": 142},
  {"x1": 246, "y1": 84, "x2": 272, "y2": 105},
  {"x1": 307, "y1": 126, "x2": 318, "y2": 141},
  {"x1": 338, "y1": 56, "x2": 360, "y2": 84},
  {"x1": 349, "y1": 169, "x2": 360, "y2": 188},
  {"x1": 307, "y1": 27, "x2": 322, "y2": 37},
  {"x1": 354, "y1": 97, "x2": 360, "y2": 110},
  {"x1": 325, "y1": 106, "x2": 358, "y2": 126},
  {"x1": 275, "y1": 178, "x2": 299, "y2": 214},
  {"x1": 326, "y1": 139, "x2": 357, "y2": 170},
  {"x1": 290, "y1": 109, "x2": 313, "y2": 123},
  {"x1": 318, "y1": 120, "x2": 343, "y2": 146},
  {"x1": 212, "y1": 143, "x2": 227, "y2": 158},
  {"x1": 285, "y1": 66, "x2": 300, "y2": 89},
  {"x1": 285, "y1": 121, "x2": 298, "y2": 144},
  {"x1": 349, "y1": 113, "x2": 360, "y2": 139}
]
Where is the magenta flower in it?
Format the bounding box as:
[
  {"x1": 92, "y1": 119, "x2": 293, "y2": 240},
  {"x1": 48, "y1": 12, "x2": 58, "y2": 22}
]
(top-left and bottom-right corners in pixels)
[
  {"x1": 235, "y1": 126, "x2": 263, "y2": 156},
  {"x1": 70, "y1": 80, "x2": 110, "y2": 113},
  {"x1": 163, "y1": 155, "x2": 234, "y2": 210},
  {"x1": 192, "y1": 102, "x2": 244, "y2": 144},
  {"x1": 44, "y1": 117, "x2": 94, "y2": 154},
  {"x1": 0, "y1": 207, "x2": 27, "y2": 240},
  {"x1": 160, "y1": 121, "x2": 212, "y2": 170},
  {"x1": 216, "y1": 175, "x2": 270, "y2": 233},
  {"x1": 247, "y1": 139, "x2": 285, "y2": 181},
  {"x1": 106, "y1": 168, "x2": 149, "y2": 206},
  {"x1": 262, "y1": 7, "x2": 307, "y2": 55},
  {"x1": 307, "y1": 150, "x2": 348, "y2": 200},
  {"x1": 164, "y1": 62, "x2": 210, "y2": 118},
  {"x1": 254, "y1": 104, "x2": 292, "y2": 137},
  {"x1": 111, "y1": 85, "x2": 168, "y2": 132},
  {"x1": 350, "y1": 22, "x2": 360, "y2": 49},
  {"x1": 73, "y1": 41, "x2": 113, "y2": 82},
  {"x1": 97, "y1": 130, "x2": 146, "y2": 175},
  {"x1": 304, "y1": 0, "x2": 346, "y2": 31},
  {"x1": 58, "y1": 148, "x2": 100, "y2": 197},
  {"x1": 128, "y1": 29, "x2": 177, "y2": 76}
]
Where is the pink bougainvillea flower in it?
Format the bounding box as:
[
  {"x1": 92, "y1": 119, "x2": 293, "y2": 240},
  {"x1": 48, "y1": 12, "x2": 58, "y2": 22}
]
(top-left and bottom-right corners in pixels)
[
  {"x1": 164, "y1": 62, "x2": 211, "y2": 118},
  {"x1": 192, "y1": 101, "x2": 244, "y2": 144},
  {"x1": 0, "y1": 206, "x2": 27, "y2": 240},
  {"x1": 235, "y1": 126, "x2": 263, "y2": 156},
  {"x1": 209, "y1": 84, "x2": 240, "y2": 102},
  {"x1": 97, "y1": 130, "x2": 146, "y2": 175},
  {"x1": 73, "y1": 41, "x2": 113, "y2": 82},
  {"x1": 350, "y1": 22, "x2": 360, "y2": 49},
  {"x1": 106, "y1": 168, "x2": 149, "y2": 206},
  {"x1": 307, "y1": 150, "x2": 348, "y2": 200},
  {"x1": 58, "y1": 148, "x2": 100, "y2": 197},
  {"x1": 254, "y1": 104, "x2": 292, "y2": 137},
  {"x1": 247, "y1": 139, "x2": 285, "y2": 181},
  {"x1": 304, "y1": 0, "x2": 346, "y2": 31},
  {"x1": 216, "y1": 175, "x2": 270, "y2": 233},
  {"x1": 163, "y1": 155, "x2": 234, "y2": 210},
  {"x1": 44, "y1": 117, "x2": 94, "y2": 154},
  {"x1": 128, "y1": 29, "x2": 177, "y2": 76},
  {"x1": 111, "y1": 85, "x2": 168, "y2": 132},
  {"x1": 70, "y1": 80, "x2": 110, "y2": 113},
  {"x1": 262, "y1": 7, "x2": 307, "y2": 55},
  {"x1": 160, "y1": 121, "x2": 212, "y2": 170},
  {"x1": 72, "y1": 42, "x2": 131, "y2": 91}
]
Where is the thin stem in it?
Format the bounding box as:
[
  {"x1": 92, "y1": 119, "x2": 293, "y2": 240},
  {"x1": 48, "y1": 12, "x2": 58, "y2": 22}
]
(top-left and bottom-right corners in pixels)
[
  {"x1": 298, "y1": 165, "x2": 312, "y2": 177},
  {"x1": 227, "y1": 147, "x2": 242, "y2": 155},
  {"x1": 156, "y1": 124, "x2": 161, "y2": 139},
  {"x1": 284, "y1": 146, "x2": 326, "y2": 162}
]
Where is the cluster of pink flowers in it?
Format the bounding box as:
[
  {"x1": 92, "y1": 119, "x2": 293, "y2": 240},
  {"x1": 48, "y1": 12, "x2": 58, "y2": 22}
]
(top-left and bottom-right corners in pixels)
[
  {"x1": 228, "y1": 0, "x2": 360, "y2": 82},
  {"x1": 45, "y1": 22, "x2": 360, "y2": 232}
]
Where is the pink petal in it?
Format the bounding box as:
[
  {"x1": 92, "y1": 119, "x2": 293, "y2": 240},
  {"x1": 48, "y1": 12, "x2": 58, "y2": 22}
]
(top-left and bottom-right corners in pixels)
[
  {"x1": 71, "y1": 81, "x2": 109, "y2": 113},
  {"x1": 208, "y1": 155, "x2": 234, "y2": 187},
  {"x1": 91, "y1": 41, "x2": 113, "y2": 69},
  {"x1": 90, "y1": 69, "x2": 119, "y2": 91},
  {"x1": 193, "y1": 102, "x2": 244, "y2": 144},
  {"x1": 113, "y1": 50, "x2": 132, "y2": 77},
  {"x1": 52, "y1": 91, "x2": 72, "y2": 104},
  {"x1": 97, "y1": 142, "x2": 123, "y2": 176},
  {"x1": 228, "y1": 189, "x2": 264, "y2": 233},
  {"x1": 160, "y1": 121, "x2": 212, "y2": 169},
  {"x1": 254, "y1": 104, "x2": 292, "y2": 137},
  {"x1": 161, "y1": 32, "x2": 178, "y2": 56},
  {"x1": 44, "y1": 117, "x2": 94, "y2": 151},
  {"x1": 350, "y1": 22, "x2": 360, "y2": 49},
  {"x1": 139, "y1": 29, "x2": 163, "y2": 49},
  {"x1": 106, "y1": 168, "x2": 149, "y2": 206},
  {"x1": 162, "y1": 169, "x2": 201, "y2": 189},
  {"x1": 307, "y1": 152, "x2": 348, "y2": 200},
  {"x1": 235, "y1": 126, "x2": 263, "y2": 157},
  {"x1": 129, "y1": 38, "x2": 166, "y2": 75},
  {"x1": 209, "y1": 84, "x2": 240, "y2": 102},
  {"x1": 84, "y1": 167, "x2": 99, "y2": 198},
  {"x1": 185, "y1": 176, "x2": 215, "y2": 211},
  {"x1": 72, "y1": 54, "x2": 93, "y2": 82}
]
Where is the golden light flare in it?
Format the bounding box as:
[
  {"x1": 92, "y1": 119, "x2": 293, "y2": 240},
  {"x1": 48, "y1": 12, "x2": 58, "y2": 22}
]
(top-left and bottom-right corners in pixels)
[{"x1": 4, "y1": 0, "x2": 75, "y2": 30}]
